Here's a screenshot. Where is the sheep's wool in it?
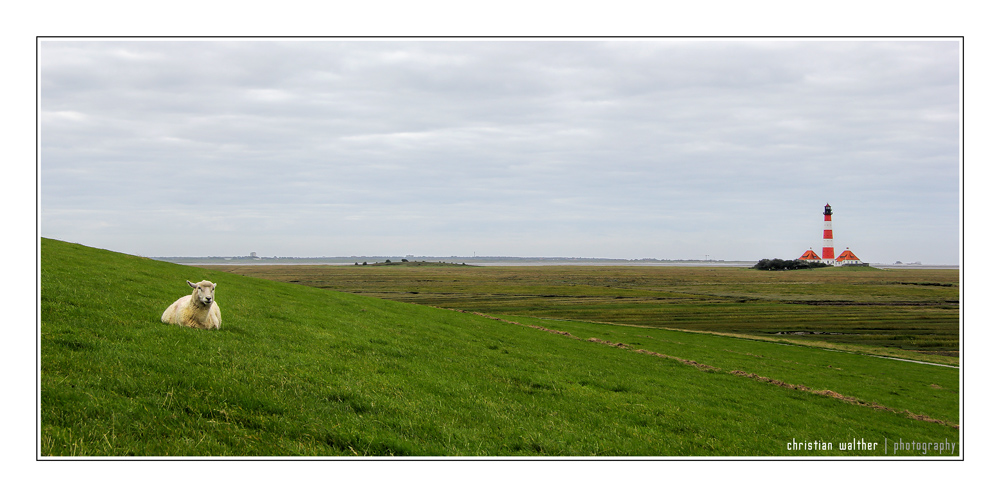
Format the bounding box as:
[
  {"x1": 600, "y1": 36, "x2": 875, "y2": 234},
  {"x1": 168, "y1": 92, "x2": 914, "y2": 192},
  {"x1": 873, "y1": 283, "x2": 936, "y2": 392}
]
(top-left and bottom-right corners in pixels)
[{"x1": 161, "y1": 280, "x2": 222, "y2": 330}]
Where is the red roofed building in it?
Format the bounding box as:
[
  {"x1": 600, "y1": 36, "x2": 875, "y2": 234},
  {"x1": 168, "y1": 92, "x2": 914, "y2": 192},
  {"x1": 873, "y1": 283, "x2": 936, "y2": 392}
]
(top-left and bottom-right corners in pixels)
[
  {"x1": 835, "y1": 248, "x2": 864, "y2": 265},
  {"x1": 798, "y1": 249, "x2": 822, "y2": 261}
]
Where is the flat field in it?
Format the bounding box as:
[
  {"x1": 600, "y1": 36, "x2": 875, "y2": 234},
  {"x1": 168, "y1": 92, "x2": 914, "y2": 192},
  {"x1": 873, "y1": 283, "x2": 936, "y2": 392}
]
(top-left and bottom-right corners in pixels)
[{"x1": 207, "y1": 264, "x2": 960, "y2": 361}]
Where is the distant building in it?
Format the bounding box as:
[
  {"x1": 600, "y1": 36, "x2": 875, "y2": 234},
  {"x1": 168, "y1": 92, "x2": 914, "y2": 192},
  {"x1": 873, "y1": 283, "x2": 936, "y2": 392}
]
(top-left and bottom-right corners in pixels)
[
  {"x1": 798, "y1": 203, "x2": 865, "y2": 266},
  {"x1": 798, "y1": 249, "x2": 822, "y2": 261},
  {"x1": 821, "y1": 203, "x2": 835, "y2": 264},
  {"x1": 835, "y1": 248, "x2": 864, "y2": 266}
]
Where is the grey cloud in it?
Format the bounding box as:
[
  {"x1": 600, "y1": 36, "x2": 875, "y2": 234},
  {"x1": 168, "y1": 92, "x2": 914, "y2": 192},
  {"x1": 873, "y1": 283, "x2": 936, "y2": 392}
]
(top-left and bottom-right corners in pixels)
[{"x1": 40, "y1": 38, "x2": 960, "y2": 262}]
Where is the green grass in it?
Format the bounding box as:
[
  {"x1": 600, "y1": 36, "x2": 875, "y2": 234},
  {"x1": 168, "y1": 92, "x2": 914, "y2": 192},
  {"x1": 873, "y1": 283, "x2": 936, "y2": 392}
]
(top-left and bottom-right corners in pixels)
[
  {"x1": 208, "y1": 264, "x2": 960, "y2": 358},
  {"x1": 41, "y1": 238, "x2": 960, "y2": 457},
  {"x1": 493, "y1": 315, "x2": 958, "y2": 423}
]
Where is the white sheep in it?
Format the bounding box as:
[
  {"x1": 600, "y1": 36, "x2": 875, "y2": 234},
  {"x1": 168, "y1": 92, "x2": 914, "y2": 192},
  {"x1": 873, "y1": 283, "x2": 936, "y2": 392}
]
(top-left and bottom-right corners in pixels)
[{"x1": 161, "y1": 280, "x2": 222, "y2": 330}]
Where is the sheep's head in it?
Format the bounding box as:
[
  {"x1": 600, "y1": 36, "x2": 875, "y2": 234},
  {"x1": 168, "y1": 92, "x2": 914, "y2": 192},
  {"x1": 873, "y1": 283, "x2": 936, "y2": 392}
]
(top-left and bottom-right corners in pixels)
[{"x1": 187, "y1": 280, "x2": 217, "y2": 307}]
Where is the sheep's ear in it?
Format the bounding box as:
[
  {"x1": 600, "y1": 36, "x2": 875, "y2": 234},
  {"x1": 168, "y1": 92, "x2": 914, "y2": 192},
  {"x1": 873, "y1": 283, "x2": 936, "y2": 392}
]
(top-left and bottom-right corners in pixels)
[
  {"x1": 212, "y1": 283, "x2": 217, "y2": 289},
  {"x1": 187, "y1": 280, "x2": 196, "y2": 288}
]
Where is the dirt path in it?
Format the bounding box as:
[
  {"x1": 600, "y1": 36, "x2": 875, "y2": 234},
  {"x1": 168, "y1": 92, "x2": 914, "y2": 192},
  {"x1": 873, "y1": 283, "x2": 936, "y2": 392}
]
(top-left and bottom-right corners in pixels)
[{"x1": 539, "y1": 317, "x2": 959, "y2": 368}]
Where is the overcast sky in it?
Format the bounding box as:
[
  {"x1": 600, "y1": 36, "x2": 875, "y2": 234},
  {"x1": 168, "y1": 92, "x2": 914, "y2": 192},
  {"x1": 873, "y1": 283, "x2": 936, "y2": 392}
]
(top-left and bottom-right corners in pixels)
[{"x1": 39, "y1": 38, "x2": 961, "y2": 263}]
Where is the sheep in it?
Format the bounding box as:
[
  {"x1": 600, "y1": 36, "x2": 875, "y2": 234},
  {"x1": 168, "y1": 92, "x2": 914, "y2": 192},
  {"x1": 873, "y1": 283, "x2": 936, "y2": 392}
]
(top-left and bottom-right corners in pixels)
[{"x1": 161, "y1": 280, "x2": 222, "y2": 330}]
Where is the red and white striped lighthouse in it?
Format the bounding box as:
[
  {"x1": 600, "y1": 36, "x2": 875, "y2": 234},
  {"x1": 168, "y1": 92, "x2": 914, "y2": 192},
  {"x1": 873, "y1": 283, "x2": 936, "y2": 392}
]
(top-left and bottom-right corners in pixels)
[{"x1": 822, "y1": 203, "x2": 835, "y2": 264}]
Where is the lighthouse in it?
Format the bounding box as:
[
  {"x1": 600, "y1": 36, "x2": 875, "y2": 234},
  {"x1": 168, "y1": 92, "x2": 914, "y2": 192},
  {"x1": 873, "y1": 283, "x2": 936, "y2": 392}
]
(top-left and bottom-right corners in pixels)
[
  {"x1": 798, "y1": 203, "x2": 864, "y2": 266},
  {"x1": 822, "y1": 203, "x2": 834, "y2": 264}
]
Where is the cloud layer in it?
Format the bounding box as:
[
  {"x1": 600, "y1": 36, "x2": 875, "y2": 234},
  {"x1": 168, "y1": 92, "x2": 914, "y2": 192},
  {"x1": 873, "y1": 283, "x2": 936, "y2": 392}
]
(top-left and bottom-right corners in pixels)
[{"x1": 40, "y1": 38, "x2": 960, "y2": 263}]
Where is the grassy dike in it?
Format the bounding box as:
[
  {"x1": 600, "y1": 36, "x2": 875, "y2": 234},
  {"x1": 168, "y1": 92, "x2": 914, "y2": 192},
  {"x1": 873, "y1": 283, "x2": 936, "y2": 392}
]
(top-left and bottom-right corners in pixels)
[{"x1": 40, "y1": 238, "x2": 959, "y2": 457}]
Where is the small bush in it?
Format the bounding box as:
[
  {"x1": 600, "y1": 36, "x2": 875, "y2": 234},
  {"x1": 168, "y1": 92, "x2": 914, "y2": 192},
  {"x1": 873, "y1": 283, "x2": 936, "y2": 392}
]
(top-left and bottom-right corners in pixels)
[{"x1": 753, "y1": 259, "x2": 828, "y2": 271}]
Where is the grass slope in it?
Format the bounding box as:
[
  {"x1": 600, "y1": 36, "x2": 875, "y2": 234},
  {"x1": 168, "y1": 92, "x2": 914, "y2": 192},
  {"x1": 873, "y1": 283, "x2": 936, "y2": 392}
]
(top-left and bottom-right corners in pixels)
[{"x1": 41, "y1": 238, "x2": 959, "y2": 457}]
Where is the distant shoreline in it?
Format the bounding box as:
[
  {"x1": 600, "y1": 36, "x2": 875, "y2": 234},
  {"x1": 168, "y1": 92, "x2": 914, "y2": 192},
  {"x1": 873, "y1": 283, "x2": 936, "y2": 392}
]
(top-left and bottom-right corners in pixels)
[
  {"x1": 154, "y1": 256, "x2": 754, "y2": 267},
  {"x1": 152, "y1": 256, "x2": 957, "y2": 269}
]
